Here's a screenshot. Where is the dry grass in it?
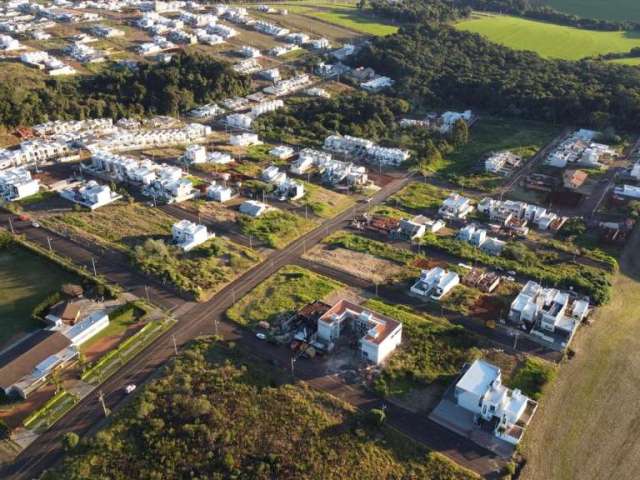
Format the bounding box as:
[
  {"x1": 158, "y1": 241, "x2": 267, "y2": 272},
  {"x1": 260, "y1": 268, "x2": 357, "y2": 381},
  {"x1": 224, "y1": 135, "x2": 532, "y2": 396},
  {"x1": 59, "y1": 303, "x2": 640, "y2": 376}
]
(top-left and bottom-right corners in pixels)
[
  {"x1": 303, "y1": 245, "x2": 405, "y2": 283},
  {"x1": 521, "y1": 226, "x2": 640, "y2": 480}
]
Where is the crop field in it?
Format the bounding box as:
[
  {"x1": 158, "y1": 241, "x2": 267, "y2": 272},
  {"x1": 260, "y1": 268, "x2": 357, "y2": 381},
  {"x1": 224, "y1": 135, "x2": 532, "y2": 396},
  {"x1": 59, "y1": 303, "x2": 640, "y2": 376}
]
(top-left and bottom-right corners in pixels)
[
  {"x1": 0, "y1": 247, "x2": 77, "y2": 349},
  {"x1": 545, "y1": 0, "x2": 640, "y2": 23},
  {"x1": 521, "y1": 227, "x2": 640, "y2": 480},
  {"x1": 456, "y1": 14, "x2": 640, "y2": 60}
]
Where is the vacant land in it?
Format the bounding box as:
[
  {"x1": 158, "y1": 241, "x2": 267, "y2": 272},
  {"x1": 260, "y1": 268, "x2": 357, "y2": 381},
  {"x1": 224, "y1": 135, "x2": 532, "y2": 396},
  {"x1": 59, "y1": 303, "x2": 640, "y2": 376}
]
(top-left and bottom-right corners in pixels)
[
  {"x1": 0, "y1": 246, "x2": 77, "y2": 349},
  {"x1": 46, "y1": 339, "x2": 479, "y2": 479},
  {"x1": 456, "y1": 14, "x2": 640, "y2": 60},
  {"x1": 436, "y1": 117, "x2": 560, "y2": 190},
  {"x1": 295, "y1": 181, "x2": 355, "y2": 219},
  {"x1": 226, "y1": 265, "x2": 342, "y2": 328},
  {"x1": 238, "y1": 209, "x2": 317, "y2": 249},
  {"x1": 388, "y1": 182, "x2": 450, "y2": 213},
  {"x1": 304, "y1": 245, "x2": 406, "y2": 283},
  {"x1": 545, "y1": 0, "x2": 640, "y2": 23},
  {"x1": 40, "y1": 202, "x2": 174, "y2": 252},
  {"x1": 521, "y1": 227, "x2": 640, "y2": 480}
]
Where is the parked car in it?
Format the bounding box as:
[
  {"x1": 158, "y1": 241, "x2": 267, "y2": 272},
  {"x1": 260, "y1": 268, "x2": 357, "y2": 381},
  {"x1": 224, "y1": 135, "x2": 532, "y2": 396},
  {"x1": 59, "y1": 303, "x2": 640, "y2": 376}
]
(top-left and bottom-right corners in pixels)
[
  {"x1": 31, "y1": 221, "x2": 40, "y2": 228},
  {"x1": 124, "y1": 384, "x2": 137, "y2": 394},
  {"x1": 256, "y1": 332, "x2": 267, "y2": 340}
]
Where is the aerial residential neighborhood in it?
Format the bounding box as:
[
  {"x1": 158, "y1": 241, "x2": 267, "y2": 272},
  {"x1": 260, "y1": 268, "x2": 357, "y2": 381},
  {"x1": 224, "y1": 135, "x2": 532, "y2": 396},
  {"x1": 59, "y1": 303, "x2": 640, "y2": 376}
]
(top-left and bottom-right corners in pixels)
[{"x1": 0, "y1": 1, "x2": 639, "y2": 480}]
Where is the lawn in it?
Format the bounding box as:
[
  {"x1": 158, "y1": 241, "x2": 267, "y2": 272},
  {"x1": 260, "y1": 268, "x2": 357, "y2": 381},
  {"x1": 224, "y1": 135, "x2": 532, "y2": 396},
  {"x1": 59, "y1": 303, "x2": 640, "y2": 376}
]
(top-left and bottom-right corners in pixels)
[
  {"x1": 545, "y1": 0, "x2": 640, "y2": 23},
  {"x1": 437, "y1": 117, "x2": 560, "y2": 190},
  {"x1": 226, "y1": 265, "x2": 342, "y2": 328},
  {"x1": 237, "y1": 209, "x2": 317, "y2": 249},
  {"x1": 295, "y1": 181, "x2": 355, "y2": 219},
  {"x1": 40, "y1": 202, "x2": 174, "y2": 252},
  {"x1": 0, "y1": 247, "x2": 78, "y2": 349},
  {"x1": 80, "y1": 302, "x2": 149, "y2": 352},
  {"x1": 456, "y1": 13, "x2": 640, "y2": 60},
  {"x1": 520, "y1": 228, "x2": 640, "y2": 480}
]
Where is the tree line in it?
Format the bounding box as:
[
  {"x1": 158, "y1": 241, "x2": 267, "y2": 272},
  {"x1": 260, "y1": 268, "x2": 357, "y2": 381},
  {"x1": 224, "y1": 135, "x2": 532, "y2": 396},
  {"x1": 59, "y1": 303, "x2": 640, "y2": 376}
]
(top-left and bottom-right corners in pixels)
[
  {"x1": 365, "y1": 0, "x2": 640, "y2": 32},
  {"x1": 353, "y1": 23, "x2": 640, "y2": 130},
  {"x1": 0, "y1": 52, "x2": 251, "y2": 129}
]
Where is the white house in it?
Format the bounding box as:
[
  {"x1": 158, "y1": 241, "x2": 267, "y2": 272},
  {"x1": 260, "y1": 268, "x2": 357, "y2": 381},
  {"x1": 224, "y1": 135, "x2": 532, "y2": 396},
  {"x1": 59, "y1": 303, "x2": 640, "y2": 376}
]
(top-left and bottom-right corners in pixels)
[
  {"x1": 410, "y1": 267, "x2": 460, "y2": 301},
  {"x1": 614, "y1": 184, "x2": 640, "y2": 200},
  {"x1": 184, "y1": 144, "x2": 207, "y2": 164},
  {"x1": 61, "y1": 310, "x2": 110, "y2": 347},
  {"x1": 60, "y1": 180, "x2": 122, "y2": 210},
  {"x1": 438, "y1": 194, "x2": 474, "y2": 220},
  {"x1": 457, "y1": 224, "x2": 505, "y2": 256},
  {"x1": 207, "y1": 183, "x2": 233, "y2": 202},
  {"x1": 439, "y1": 110, "x2": 472, "y2": 133},
  {"x1": 317, "y1": 300, "x2": 402, "y2": 365},
  {"x1": 630, "y1": 161, "x2": 640, "y2": 181},
  {"x1": 208, "y1": 151, "x2": 233, "y2": 165},
  {"x1": 230, "y1": 133, "x2": 261, "y2": 147},
  {"x1": 225, "y1": 113, "x2": 253, "y2": 130},
  {"x1": 239, "y1": 199, "x2": 270, "y2": 217},
  {"x1": 360, "y1": 76, "x2": 394, "y2": 93},
  {"x1": 270, "y1": 145, "x2": 295, "y2": 160},
  {"x1": 509, "y1": 281, "x2": 590, "y2": 348},
  {"x1": 172, "y1": 219, "x2": 213, "y2": 251},
  {"x1": 261, "y1": 165, "x2": 287, "y2": 186},
  {"x1": 454, "y1": 359, "x2": 538, "y2": 445},
  {"x1": 485, "y1": 151, "x2": 522, "y2": 175},
  {"x1": 239, "y1": 45, "x2": 261, "y2": 58},
  {"x1": 290, "y1": 149, "x2": 331, "y2": 175},
  {"x1": 0, "y1": 167, "x2": 40, "y2": 201}
]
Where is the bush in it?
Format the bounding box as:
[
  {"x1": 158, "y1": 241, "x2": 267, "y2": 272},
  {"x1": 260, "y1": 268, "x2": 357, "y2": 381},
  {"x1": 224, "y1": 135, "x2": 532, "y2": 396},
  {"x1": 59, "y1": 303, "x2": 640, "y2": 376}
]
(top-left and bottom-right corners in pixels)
[
  {"x1": 62, "y1": 432, "x2": 79, "y2": 451},
  {"x1": 509, "y1": 357, "x2": 556, "y2": 400},
  {"x1": 0, "y1": 419, "x2": 11, "y2": 440}
]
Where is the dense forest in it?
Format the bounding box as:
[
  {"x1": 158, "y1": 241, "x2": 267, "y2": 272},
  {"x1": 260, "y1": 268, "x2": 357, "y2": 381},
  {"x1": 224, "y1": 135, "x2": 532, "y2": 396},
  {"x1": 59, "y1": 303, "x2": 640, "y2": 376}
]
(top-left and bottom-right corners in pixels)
[
  {"x1": 353, "y1": 23, "x2": 640, "y2": 129},
  {"x1": 45, "y1": 339, "x2": 479, "y2": 480},
  {"x1": 0, "y1": 52, "x2": 250, "y2": 128},
  {"x1": 366, "y1": 0, "x2": 640, "y2": 31}
]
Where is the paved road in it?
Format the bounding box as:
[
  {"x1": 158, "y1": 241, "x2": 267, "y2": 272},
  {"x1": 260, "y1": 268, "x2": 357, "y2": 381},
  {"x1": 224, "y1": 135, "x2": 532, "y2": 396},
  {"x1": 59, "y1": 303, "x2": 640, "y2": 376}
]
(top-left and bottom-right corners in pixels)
[{"x1": 0, "y1": 173, "x2": 515, "y2": 480}]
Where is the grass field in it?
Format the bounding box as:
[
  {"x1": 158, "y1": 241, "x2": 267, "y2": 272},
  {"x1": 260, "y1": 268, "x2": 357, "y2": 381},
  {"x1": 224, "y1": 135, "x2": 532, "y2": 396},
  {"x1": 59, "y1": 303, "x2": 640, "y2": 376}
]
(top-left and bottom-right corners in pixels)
[
  {"x1": 456, "y1": 14, "x2": 640, "y2": 60},
  {"x1": 436, "y1": 117, "x2": 560, "y2": 190},
  {"x1": 295, "y1": 181, "x2": 356, "y2": 219},
  {"x1": 545, "y1": 0, "x2": 640, "y2": 23},
  {"x1": 521, "y1": 227, "x2": 640, "y2": 480},
  {"x1": 237, "y1": 209, "x2": 317, "y2": 249},
  {"x1": 266, "y1": 1, "x2": 398, "y2": 36},
  {"x1": 0, "y1": 247, "x2": 77, "y2": 349},
  {"x1": 608, "y1": 57, "x2": 640, "y2": 65}
]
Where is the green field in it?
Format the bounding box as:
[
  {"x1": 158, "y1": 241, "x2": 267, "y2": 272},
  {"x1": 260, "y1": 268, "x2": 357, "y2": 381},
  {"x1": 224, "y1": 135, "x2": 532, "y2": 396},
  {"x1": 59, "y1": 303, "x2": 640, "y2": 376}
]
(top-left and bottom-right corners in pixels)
[
  {"x1": 608, "y1": 57, "x2": 640, "y2": 65},
  {"x1": 0, "y1": 247, "x2": 77, "y2": 349},
  {"x1": 456, "y1": 14, "x2": 640, "y2": 60},
  {"x1": 267, "y1": 1, "x2": 398, "y2": 36},
  {"x1": 545, "y1": 0, "x2": 640, "y2": 23}
]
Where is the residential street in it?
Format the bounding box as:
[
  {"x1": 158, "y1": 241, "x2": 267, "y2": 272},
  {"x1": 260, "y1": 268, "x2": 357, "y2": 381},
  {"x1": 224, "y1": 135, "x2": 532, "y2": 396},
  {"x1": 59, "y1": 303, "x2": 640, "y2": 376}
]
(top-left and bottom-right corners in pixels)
[{"x1": 0, "y1": 172, "x2": 512, "y2": 480}]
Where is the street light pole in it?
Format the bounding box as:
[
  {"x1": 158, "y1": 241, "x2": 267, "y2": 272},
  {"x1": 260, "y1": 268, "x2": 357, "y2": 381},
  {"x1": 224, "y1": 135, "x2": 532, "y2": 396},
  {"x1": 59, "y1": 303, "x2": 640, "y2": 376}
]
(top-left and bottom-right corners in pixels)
[
  {"x1": 172, "y1": 334, "x2": 178, "y2": 355},
  {"x1": 91, "y1": 257, "x2": 97, "y2": 277}
]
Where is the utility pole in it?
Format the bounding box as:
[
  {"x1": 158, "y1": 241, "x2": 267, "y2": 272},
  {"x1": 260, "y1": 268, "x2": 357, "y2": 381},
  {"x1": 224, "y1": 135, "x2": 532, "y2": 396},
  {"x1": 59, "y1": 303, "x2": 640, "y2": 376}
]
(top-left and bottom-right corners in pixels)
[
  {"x1": 290, "y1": 356, "x2": 296, "y2": 377},
  {"x1": 214, "y1": 317, "x2": 219, "y2": 337},
  {"x1": 249, "y1": 235, "x2": 252, "y2": 248},
  {"x1": 145, "y1": 285, "x2": 150, "y2": 304},
  {"x1": 513, "y1": 332, "x2": 519, "y2": 350},
  {"x1": 91, "y1": 257, "x2": 97, "y2": 277},
  {"x1": 172, "y1": 334, "x2": 178, "y2": 355},
  {"x1": 98, "y1": 390, "x2": 109, "y2": 417},
  {"x1": 374, "y1": 282, "x2": 379, "y2": 298},
  {"x1": 7, "y1": 216, "x2": 14, "y2": 234},
  {"x1": 46, "y1": 236, "x2": 53, "y2": 252}
]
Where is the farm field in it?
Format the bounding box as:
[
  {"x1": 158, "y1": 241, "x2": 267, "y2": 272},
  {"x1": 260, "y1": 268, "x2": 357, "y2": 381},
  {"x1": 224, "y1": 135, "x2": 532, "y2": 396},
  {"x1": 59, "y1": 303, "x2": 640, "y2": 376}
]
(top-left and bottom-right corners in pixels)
[
  {"x1": 0, "y1": 246, "x2": 77, "y2": 349},
  {"x1": 456, "y1": 14, "x2": 640, "y2": 60},
  {"x1": 521, "y1": 227, "x2": 640, "y2": 480},
  {"x1": 545, "y1": 0, "x2": 640, "y2": 23}
]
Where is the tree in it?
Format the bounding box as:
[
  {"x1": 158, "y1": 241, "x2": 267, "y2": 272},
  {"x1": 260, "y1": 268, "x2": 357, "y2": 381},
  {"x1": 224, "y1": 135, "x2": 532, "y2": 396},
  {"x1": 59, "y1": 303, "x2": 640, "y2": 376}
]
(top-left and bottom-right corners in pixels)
[
  {"x1": 366, "y1": 408, "x2": 386, "y2": 428},
  {"x1": 450, "y1": 119, "x2": 470, "y2": 146},
  {"x1": 62, "y1": 432, "x2": 79, "y2": 451},
  {"x1": 0, "y1": 419, "x2": 11, "y2": 440}
]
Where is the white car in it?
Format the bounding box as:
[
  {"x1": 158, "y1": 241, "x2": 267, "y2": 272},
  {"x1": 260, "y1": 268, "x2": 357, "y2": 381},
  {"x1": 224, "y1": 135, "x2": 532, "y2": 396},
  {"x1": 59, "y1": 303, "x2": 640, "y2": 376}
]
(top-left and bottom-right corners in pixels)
[
  {"x1": 256, "y1": 332, "x2": 266, "y2": 340},
  {"x1": 124, "y1": 384, "x2": 137, "y2": 394},
  {"x1": 31, "y1": 221, "x2": 40, "y2": 228}
]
